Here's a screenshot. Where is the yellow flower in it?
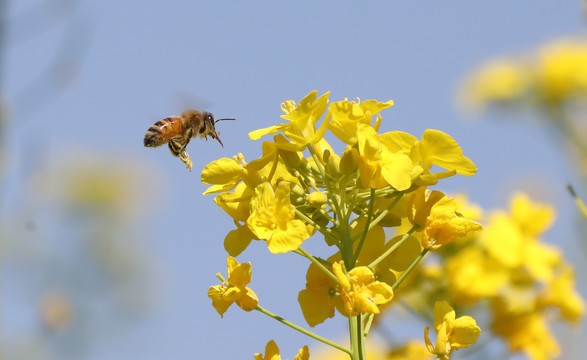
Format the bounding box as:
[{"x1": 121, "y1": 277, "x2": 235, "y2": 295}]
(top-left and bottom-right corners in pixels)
[
  {"x1": 328, "y1": 97, "x2": 394, "y2": 145},
  {"x1": 254, "y1": 340, "x2": 309, "y2": 360},
  {"x1": 412, "y1": 129, "x2": 477, "y2": 183},
  {"x1": 298, "y1": 263, "x2": 341, "y2": 327},
  {"x1": 491, "y1": 299, "x2": 560, "y2": 360},
  {"x1": 247, "y1": 182, "x2": 309, "y2": 253},
  {"x1": 356, "y1": 125, "x2": 415, "y2": 190},
  {"x1": 445, "y1": 246, "x2": 509, "y2": 304},
  {"x1": 249, "y1": 90, "x2": 330, "y2": 150},
  {"x1": 214, "y1": 182, "x2": 253, "y2": 222},
  {"x1": 481, "y1": 194, "x2": 560, "y2": 283},
  {"x1": 202, "y1": 143, "x2": 298, "y2": 196},
  {"x1": 424, "y1": 301, "x2": 481, "y2": 360},
  {"x1": 351, "y1": 220, "x2": 421, "y2": 284},
  {"x1": 333, "y1": 261, "x2": 394, "y2": 316},
  {"x1": 538, "y1": 265, "x2": 585, "y2": 323},
  {"x1": 459, "y1": 59, "x2": 529, "y2": 110},
  {"x1": 536, "y1": 39, "x2": 587, "y2": 102},
  {"x1": 376, "y1": 129, "x2": 476, "y2": 185},
  {"x1": 411, "y1": 190, "x2": 482, "y2": 251},
  {"x1": 510, "y1": 193, "x2": 555, "y2": 237},
  {"x1": 208, "y1": 256, "x2": 258, "y2": 317},
  {"x1": 388, "y1": 341, "x2": 434, "y2": 360},
  {"x1": 408, "y1": 188, "x2": 446, "y2": 228}
]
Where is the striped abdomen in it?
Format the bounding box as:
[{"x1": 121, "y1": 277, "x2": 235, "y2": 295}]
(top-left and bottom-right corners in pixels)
[{"x1": 144, "y1": 117, "x2": 186, "y2": 147}]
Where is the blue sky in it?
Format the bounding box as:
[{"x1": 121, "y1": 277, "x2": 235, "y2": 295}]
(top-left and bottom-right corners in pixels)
[{"x1": 3, "y1": 1, "x2": 587, "y2": 359}]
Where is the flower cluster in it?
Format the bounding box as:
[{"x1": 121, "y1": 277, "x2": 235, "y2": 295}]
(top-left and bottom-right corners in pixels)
[
  {"x1": 404, "y1": 193, "x2": 585, "y2": 360},
  {"x1": 460, "y1": 38, "x2": 587, "y2": 108},
  {"x1": 205, "y1": 91, "x2": 484, "y2": 359},
  {"x1": 459, "y1": 38, "x2": 587, "y2": 178}
]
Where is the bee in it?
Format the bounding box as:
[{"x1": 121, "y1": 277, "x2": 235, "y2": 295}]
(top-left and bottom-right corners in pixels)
[{"x1": 144, "y1": 110, "x2": 233, "y2": 171}]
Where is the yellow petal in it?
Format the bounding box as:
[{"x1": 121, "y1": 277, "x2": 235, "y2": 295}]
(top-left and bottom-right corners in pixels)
[
  {"x1": 421, "y1": 129, "x2": 477, "y2": 176},
  {"x1": 227, "y1": 257, "x2": 252, "y2": 288},
  {"x1": 249, "y1": 124, "x2": 285, "y2": 140},
  {"x1": 235, "y1": 287, "x2": 258, "y2": 312},
  {"x1": 294, "y1": 346, "x2": 310, "y2": 360},
  {"x1": 367, "y1": 281, "x2": 394, "y2": 305},
  {"x1": 434, "y1": 301, "x2": 456, "y2": 333},
  {"x1": 214, "y1": 183, "x2": 252, "y2": 221},
  {"x1": 224, "y1": 226, "x2": 255, "y2": 257},
  {"x1": 298, "y1": 288, "x2": 335, "y2": 327},
  {"x1": 450, "y1": 316, "x2": 481, "y2": 349},
  {"x1": 267, "y1": 219, "x2": 308, "y2": 253},
  {"x1": 208, "y1": 286, "x2": 232, "y2": 317},
  {"x1": 201, "y1": 157, "x2": 244, "y2": 184}
]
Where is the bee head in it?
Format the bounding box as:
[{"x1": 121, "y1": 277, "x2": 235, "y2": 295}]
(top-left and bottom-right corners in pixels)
[
  {"x1": 199, "y1": 112, "x2": 222, "y2": 147},
  {"x1": 205, "y1": 114, "x2": 235, "y2": 148}
]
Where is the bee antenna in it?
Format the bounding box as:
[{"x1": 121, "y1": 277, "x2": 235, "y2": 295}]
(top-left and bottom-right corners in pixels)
[{"x1": 215, "y1": 118, "x2": 236, "y2": 123}]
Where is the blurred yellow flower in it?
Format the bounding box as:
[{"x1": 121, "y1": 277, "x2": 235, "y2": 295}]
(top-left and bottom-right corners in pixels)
[
  {"x1": 459, "y1": 59, "x2": 528, "y2": 110},
  {"x1": 208, "y1": 256, "x2": 258, "y2": 317},
  {"x1": 254, "y1": 340, "x2": 309, "y2": 360},
  {"x1": 445, "y1": 246, "x2": 509, "y2": 304},
  {"x1": 460, "y1": 38, "x2": 587, "y2": 107},
  {"x1": 424, "y1": 301, "x2": 481, "y2": 360},
  {"x1": 537, "y1": 39, "x2": 587, "y2": 102},
  {"x1": 247, "y1": 182, "x2": 309, "y2": 253},
  {"x1": 538, "y1": 265, "x2": 585, "y2": 323},
  {"x1": 491, "y1": 299, "x2": 560, "y2": 360},
  {"x1": 481, "y1": 194, "x2": 561, "y2": 283},
  {"x1": 388, "y1": 341, "x2": 434, "y2": 360},
  {"x1": 333, "y1": 261, "x2": 394, "y2": 316}
]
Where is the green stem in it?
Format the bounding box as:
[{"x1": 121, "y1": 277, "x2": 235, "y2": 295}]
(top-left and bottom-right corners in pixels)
[
  {"x1": 294, "y1": 208, "x2": 339, "y2": 245},
  {"x1": 256, "y1": 305, "x2": 351, "y2": 355},
  {"x1": 568, "y1": 184, "x2": 587, "y2": 220},
  {"x1": 351, "y1": 192, "x2": 404, "y2": 243},
  {"x1": 352, "y1": 189, "x2": 376, "y2": 264},
  {"x1": 363, "y1": 313, "x2": 374, "y2": 338},
  {"x1": 392, "y1": 248, "x2": 429, "y2": 290},
  {"x1": 297, "y1": 246, "x2": 340, "y2": 285},
  {"x1": 355, "y1": 186, "x2": 398, "y2": 201},
  {"x1": 368, "y1": 225, "x2": 418, "y2": 269},
  {"x1": 292, "y1": 248, "x2": 332, "y2": 267},
  {"x1": 348, "y1": 315, "x2": 366, "y2": 360}
]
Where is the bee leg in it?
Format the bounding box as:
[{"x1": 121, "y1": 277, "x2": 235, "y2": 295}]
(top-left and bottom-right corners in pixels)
[
  {"x1": 168, "y1": 137, "x2": 192, "y2": 171},
  {"x1": 168, "y1": 136, "x2": 185, "y2": 157},
  {"x1": 178, "y1": 150, "x2": 193, "y2": 172}
]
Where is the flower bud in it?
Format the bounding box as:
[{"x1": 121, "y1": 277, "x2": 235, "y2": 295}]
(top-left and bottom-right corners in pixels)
[
  {"x1": 307, "y1": 191, "x2": 328, "y2": 207},
  {"x1": 340, "y1": 147, "x2": 359, "y2": 175},
  {"x1": 290, "y1": 183, "x2": 306, "y2": 206},
  {"x1": 324, "y1": 150, "x2": 341, "y2": 177}
]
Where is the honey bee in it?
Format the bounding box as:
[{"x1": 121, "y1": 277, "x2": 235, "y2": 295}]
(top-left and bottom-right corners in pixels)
[{"x1": 144, "y1": 110, "x2": 233, "y2": 171}]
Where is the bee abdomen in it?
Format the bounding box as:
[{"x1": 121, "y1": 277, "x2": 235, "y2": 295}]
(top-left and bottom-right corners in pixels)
[{"x1": 144, "y1": 118, "x2": 178, "y2": 147}]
